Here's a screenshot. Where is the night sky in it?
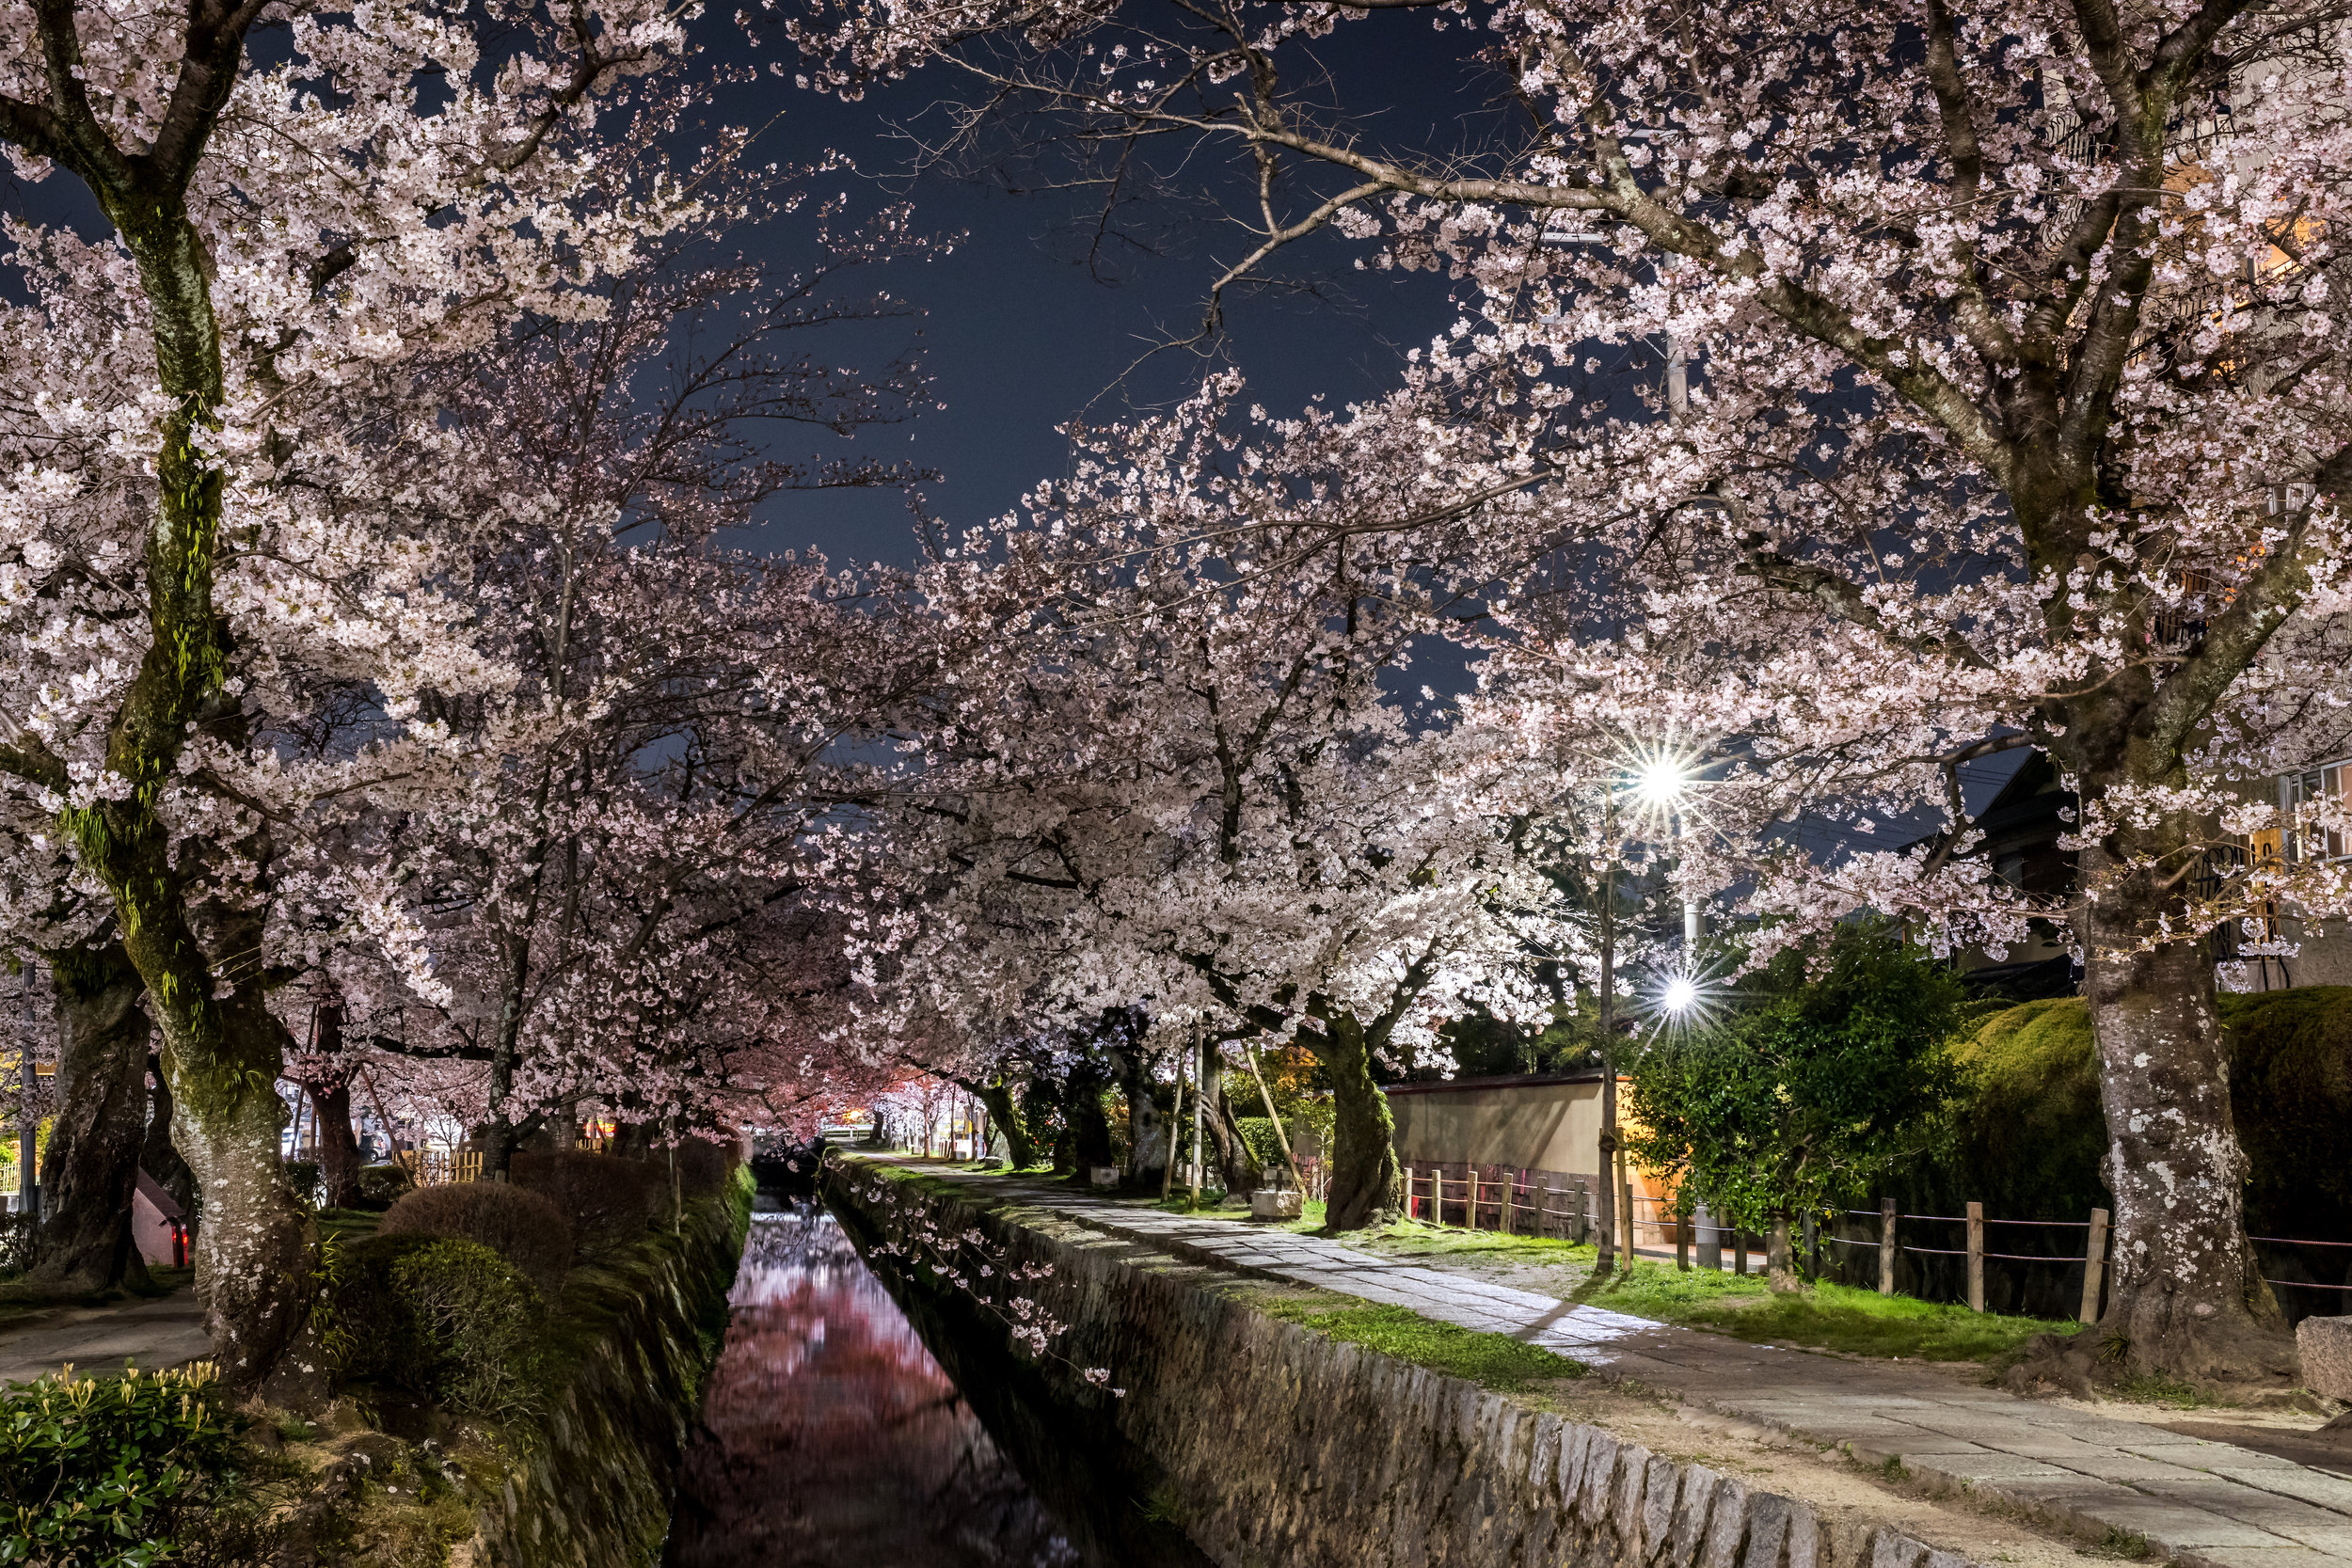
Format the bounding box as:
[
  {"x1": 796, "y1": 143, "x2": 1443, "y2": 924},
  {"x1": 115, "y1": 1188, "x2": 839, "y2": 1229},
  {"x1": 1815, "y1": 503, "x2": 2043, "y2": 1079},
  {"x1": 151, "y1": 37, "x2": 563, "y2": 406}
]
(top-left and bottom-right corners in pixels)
[
  {"x1": 714, "y1": 35, "x2": 1477, "y2": 567},
  {"x1": 0, "y1": 25, "x2": 1512, "y2": 566}
]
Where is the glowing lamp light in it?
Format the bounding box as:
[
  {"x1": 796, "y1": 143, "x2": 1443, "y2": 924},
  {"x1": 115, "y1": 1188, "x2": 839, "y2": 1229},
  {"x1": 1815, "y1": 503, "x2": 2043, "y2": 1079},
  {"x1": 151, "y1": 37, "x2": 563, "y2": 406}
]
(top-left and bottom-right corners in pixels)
[
  {"x1": 1632, "y1": 755, "x2": 1694, "y2": 808},
  {"x1": 1661, "y1": 976, "x2": 1698, "y2": 1015}
]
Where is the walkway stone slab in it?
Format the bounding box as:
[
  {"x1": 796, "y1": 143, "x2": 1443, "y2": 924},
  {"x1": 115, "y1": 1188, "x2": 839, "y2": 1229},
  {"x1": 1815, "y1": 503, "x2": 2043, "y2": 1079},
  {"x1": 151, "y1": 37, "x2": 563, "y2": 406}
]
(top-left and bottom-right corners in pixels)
[{"x1": 0, "y1": 1292, "x2": 209, "y2": 1385}]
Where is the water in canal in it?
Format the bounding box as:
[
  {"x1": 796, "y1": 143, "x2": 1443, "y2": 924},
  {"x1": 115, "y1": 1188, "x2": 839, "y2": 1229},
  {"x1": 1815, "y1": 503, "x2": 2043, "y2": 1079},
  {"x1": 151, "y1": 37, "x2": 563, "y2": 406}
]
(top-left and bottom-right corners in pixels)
[{"x1": 665, "y1": 1203, "x2": 1198, "y2": 1568}]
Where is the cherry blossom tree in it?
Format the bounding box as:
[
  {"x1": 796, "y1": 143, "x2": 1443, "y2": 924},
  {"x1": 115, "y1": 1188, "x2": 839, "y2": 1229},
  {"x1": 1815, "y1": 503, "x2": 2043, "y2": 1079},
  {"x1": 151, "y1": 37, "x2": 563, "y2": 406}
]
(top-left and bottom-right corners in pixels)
[
  {"x1": 791, "y1": 0, "x2": 2352, "y2": 1384},
  {"x1": 0, "y1": 0, "x2": 939, "y2": 1388},
  {"x1": 871, "y1": 379, "x2": 1589, "y2": 1227}
]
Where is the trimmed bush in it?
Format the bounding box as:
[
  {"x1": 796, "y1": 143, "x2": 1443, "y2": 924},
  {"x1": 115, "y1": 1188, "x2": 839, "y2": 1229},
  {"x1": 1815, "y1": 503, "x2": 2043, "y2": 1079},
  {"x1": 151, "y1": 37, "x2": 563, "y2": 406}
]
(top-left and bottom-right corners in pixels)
[
  {"x1": 335, "y1": 1234, "x2": 549, "y2": 1420},
  {"x1": 509, "y1": 1150, "x2": 668, "y2": 1250},
  {"x1": 356, "y1": 1162, "x2": 416, "y2": 1209},
  {"x1": 671, "y1": 1135, "x2": 739, "y2": 1197},
  {"x1": 379, "y1": 1181, "x2": 575, "y2": 1292}
]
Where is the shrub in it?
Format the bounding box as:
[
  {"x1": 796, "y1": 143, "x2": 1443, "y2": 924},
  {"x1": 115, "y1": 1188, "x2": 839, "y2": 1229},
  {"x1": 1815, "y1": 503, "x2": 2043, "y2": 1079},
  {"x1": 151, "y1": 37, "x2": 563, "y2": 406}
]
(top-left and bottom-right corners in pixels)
[
  {"x1": 281, "y1": 1157, "x2": 325, "y2": 1208},
  {"x1": 1232, "y1": 1117, "x2": 1289, "y2": 1173},
  {"x1": 378, "y1": 1180, "x2": 574, "y2": 1292},
  {"x1": 355, "y1": 1162, "x2": 415, "y2": 1209},
  {"x1": 0, "y1": 1362, "x2": 246, "y2": 1566},
  {"x1": 509, "y1": 1151, "x2": 668, "y2": 1250},
  {"x1": 336, "y1": 1234, "x2": 550, "y2": 1420},
  {"x1": 671, "y1": 1135, "x2": 739, "y2": 1197}
]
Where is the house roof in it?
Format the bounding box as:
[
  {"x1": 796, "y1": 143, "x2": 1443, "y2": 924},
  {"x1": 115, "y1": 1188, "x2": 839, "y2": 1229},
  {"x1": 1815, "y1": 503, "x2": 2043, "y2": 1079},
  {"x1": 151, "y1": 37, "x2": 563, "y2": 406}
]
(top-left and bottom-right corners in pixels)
[
  {"x1": 134, "y1": 1169, "x2": 183, "y2": 1220},
  {"x1": 1384, "y1": 1069, "x2": 1616, "y2": 1096}
]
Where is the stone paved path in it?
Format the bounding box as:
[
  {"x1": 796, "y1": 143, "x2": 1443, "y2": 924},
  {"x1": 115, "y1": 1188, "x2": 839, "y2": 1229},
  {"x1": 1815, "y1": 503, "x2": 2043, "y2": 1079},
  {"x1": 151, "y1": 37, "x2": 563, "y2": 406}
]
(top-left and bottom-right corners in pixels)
[
  {"x1": 0, "y1": 1291, "x2": 211, "y2": 1386},
  {"x1": 924, "y1": 1168, "x2": 2352, "y2": 1568}
]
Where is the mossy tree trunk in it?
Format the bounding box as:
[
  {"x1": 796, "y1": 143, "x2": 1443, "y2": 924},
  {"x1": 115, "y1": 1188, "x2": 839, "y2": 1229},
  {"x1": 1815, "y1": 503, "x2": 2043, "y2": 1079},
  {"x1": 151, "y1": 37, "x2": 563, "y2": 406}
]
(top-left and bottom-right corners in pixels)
[
  {"x1": 960, "y1": 1072, "x2": 1037, "y2": 1169},
  {"x1": 0, "y1": 20, "x2": 327, "y2": 1394},
  {"x1": 1311, "y1": 1013, "x2": 1399, "y2": 1232},
  {"x1": 1109, "y1": 1043, "x2": 1168, "y2": 1186},
  {"x1": 2077, "y1": 836, "x2": 2295, "y2": 1383},
  {"x1": 29, "y1": 942, "x2": 152, "y2": 1294}
]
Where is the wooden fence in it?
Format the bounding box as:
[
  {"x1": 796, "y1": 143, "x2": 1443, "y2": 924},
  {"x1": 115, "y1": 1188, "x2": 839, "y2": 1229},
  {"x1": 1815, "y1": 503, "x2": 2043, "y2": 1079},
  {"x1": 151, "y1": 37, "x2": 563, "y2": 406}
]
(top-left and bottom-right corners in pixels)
[
  {"x1": 1400, "y1": 1163, "x2": 1600, "y2": 1242},
  {"x1": 394, "y1": 1148, "x2": 482, "y2": 1187}
]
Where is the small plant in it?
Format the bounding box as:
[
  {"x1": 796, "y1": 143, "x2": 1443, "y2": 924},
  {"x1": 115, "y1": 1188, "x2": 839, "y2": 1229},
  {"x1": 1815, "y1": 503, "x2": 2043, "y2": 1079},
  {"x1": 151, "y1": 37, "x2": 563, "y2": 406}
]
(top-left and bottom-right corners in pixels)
[
  {"x1": 2088, "y1": 1527, "x2": 2153, "y2": 1560},
  {"x1": 2112, "y1": 1371, "x2": 2215, "y2": 1410},
  {"x1": 0, "y1": 1362, "x2": 253, "y2": 1566}
]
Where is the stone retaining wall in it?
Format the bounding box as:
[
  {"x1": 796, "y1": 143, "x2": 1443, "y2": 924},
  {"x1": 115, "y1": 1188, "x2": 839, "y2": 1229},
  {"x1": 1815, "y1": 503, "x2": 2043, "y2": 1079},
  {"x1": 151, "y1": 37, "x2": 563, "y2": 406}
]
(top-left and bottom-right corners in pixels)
[
  {"x1": 828, "y1": 1163, "x2": 1981, "y2": 1568},
  {"x1": 462, "y1": 1180, "x2": 749, "y2": 1567}
]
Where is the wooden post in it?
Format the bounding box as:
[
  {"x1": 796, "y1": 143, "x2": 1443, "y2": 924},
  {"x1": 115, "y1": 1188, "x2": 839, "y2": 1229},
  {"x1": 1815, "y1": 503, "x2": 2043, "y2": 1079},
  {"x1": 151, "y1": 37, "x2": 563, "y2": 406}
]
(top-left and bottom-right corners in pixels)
[
  {"x1": 1734, "y1": 1228, "x2": 1747, "y2": 1275},
  {"x1": 1676, "y1": 1196, "x2": 1691, "y2": 1272},
  {"x1": 1469, "y1": 1167, "x2": 1481, "y2": 1231},
  {"x1": 1616, "y1": 1154, "x2": 1634, "y2": 1269},
  {"x1": 1966, "y1": 1200, "x2": 1986, "y2": 1312},
  {"x1": 2079, "y1": 1207, "x2": 2110, "y2": 1325},
  {"x1": 1879, "y1": 1197, "x2": 1898, "y2": 1295},
  {"x1": 1803, "y1": 1212, "x2": 1819, "y2": 1282}
]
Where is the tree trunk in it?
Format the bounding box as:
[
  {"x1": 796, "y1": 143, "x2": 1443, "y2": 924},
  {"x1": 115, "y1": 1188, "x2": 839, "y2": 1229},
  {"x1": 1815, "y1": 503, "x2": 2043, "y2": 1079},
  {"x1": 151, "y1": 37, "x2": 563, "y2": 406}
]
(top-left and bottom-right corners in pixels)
[
  {"x1": 1595, "y1": 1065, "x2": 1619, "y2": 1279},
  {"x1": 140, "y1": 1053, "x2": 194, "y2": 1214},
  {"x1": 1069, "y1": 1067, "x2": 1116, "y2": 1171},
  {"x1": 1313, "y1": 1013, "x2": 1400, "y2": 1231},
  {"x1": 315, "y1": 1080, "x2": 363, "y2": 1211},
  {"x1": 310, "y1": 994, "x2": 364, "y2": 1210},
  {"x1": 1110, "y1": 1044, "x2": 1167, "y2": 1186},
  {"x1": 965, "y1": 1074, "x2": 1037, "y2": 1169},
  {"x1": 2080, "y1": 847, "x2": 2296, "y2": 1385},
  {"x1": 1209, "y1": 1082, "x2": 1261, "y2": 1196},
  {"x1": 1766, "y1": 1212, "x2": 1802, "y2": 1293},
  {"x1": 149, "y1": 979, "x2": 324, "y2": 1401},
  {"x1": 28, "y1": 944, "x2": 151, "y2": 1294}
]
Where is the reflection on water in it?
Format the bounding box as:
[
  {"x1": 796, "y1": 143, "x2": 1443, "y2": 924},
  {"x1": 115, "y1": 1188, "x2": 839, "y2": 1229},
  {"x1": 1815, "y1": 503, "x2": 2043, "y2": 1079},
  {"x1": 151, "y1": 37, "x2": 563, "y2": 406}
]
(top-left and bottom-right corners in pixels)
[{"x1": 666, "y1": 1206, "x2": 1082, "y2": 1568}]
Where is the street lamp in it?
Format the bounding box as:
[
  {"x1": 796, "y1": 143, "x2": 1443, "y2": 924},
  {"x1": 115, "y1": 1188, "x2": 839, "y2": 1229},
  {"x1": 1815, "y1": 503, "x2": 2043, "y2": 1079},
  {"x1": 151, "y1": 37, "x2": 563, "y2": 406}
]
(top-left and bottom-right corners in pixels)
[
  {"x1": 1615, "y1": 740, "x2": 1706, "y2": 946},
  {"x1": 1661, "y1": 976, "x2": 1698, "y2": 1015}
]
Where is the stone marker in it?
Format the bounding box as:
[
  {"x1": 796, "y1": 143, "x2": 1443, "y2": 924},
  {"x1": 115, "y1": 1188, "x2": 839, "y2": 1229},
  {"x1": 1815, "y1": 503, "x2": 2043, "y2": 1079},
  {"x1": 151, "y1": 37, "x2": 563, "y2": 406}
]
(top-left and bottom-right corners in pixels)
[
  {"x1": 1251, "y1": 1189, "x2": 1304, "y2": 1220},
  {"x1": 2299, "y1": 1314, "x2": 2352, "y2": 1401},
  {"x1": 1089, "y1": 1165, "x2": 1120, "y2": 1189}
]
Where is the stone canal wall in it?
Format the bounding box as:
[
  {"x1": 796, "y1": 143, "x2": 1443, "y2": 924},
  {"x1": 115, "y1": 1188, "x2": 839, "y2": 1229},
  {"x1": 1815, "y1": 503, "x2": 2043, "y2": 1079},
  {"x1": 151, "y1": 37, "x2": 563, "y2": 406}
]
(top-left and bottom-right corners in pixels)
[
  {"x1": 827, "y1": 1163, "x2": 1983, "y2": 1568},
  {"x1": 463, "y1": 1178, "x2": 750, "y2": 1568}
]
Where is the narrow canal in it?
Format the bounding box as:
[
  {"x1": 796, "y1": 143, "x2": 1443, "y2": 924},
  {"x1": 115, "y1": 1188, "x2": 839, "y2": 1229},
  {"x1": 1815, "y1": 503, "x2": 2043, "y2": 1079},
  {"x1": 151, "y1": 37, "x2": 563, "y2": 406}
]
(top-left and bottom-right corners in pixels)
[{"x1": 665, "y1": 1202, "x2": 1208, "y2": 1567}]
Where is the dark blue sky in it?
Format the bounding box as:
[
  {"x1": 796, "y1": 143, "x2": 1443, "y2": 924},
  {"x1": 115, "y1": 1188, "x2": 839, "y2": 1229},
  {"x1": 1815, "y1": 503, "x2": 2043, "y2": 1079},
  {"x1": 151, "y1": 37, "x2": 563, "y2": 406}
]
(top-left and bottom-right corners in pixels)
[
  {"x1": 722, "y1": 42, "x2": 1474, "y2": 566},
  {"x1": 0, "y1": 24, "x2": 1498, "y2": 567}
]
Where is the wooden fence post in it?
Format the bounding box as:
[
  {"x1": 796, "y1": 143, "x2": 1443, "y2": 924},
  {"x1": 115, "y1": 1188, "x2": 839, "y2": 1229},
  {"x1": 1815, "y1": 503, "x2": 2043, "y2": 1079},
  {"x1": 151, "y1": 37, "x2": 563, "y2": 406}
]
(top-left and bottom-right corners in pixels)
[
  {"x1": 2079, "y1": 1207, "x2": 2110, "y2": 1325},
  {"x1": 1879, "y1": 1197, "x2": 1897, "y2": 1295},
  {"x1": 1966, "y1": 1200, "x2": 1986, "y2": 1312},
  {"x1": 1469, "y1": 1168, "x2": 1481, "y2": 1231},
  {"x1": 1404, "y1": 1164, "x2": 1416, "y2": 1221},
  {"x1": 1676, "y1": 1200, "x2": 1691, "y2": 1272}
]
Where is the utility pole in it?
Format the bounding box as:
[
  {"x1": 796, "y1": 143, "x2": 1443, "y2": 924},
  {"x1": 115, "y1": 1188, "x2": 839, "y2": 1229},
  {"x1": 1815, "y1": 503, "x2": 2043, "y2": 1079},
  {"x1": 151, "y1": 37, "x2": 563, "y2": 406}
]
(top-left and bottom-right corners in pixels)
[{"x1": 1594, "y1": 797, "x2": 1618, "y2": 1279}]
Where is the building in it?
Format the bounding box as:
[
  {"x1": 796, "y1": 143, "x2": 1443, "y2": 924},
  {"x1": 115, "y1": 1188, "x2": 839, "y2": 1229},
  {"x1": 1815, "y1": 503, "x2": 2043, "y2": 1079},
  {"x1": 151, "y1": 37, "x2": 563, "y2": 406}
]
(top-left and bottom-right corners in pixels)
[{"x1": 1385, "y1": 1070, "x2": 1681, "y2": 1246}]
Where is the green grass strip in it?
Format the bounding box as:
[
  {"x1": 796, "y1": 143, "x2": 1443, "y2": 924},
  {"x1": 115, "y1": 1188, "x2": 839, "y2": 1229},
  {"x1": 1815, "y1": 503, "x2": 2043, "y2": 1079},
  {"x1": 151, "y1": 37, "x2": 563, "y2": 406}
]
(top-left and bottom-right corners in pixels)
[
  {"x1": 1264, "y1": 1300, "x2": 1586, "y2": 1392},
  {"x1": 1580, "y1": 1261, "x2": 2078, "y2": 1363}
]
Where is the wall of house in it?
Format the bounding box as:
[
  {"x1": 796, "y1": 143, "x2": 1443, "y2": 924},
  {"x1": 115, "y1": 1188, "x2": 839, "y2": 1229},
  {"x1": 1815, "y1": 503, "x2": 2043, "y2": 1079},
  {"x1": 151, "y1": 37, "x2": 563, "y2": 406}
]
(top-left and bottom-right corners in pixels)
[{"x1": 1385, "y1": 1076, "x2": 1680, "y2": 1243}]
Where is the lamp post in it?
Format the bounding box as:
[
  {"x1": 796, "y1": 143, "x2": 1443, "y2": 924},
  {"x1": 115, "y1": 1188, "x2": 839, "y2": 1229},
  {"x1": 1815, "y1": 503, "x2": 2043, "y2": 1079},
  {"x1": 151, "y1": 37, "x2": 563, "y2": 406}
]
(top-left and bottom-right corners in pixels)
[{"x1": 1597, "y1": 744, "x2": 1705, "y2": 1275}]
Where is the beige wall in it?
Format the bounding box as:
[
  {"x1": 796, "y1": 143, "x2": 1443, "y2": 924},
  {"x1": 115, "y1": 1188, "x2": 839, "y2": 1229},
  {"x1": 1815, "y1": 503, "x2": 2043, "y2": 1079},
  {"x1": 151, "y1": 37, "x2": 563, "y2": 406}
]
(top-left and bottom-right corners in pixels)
[{"x1": 1388, "y1": 1079, "x2": 1604, "y2": 1179}]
